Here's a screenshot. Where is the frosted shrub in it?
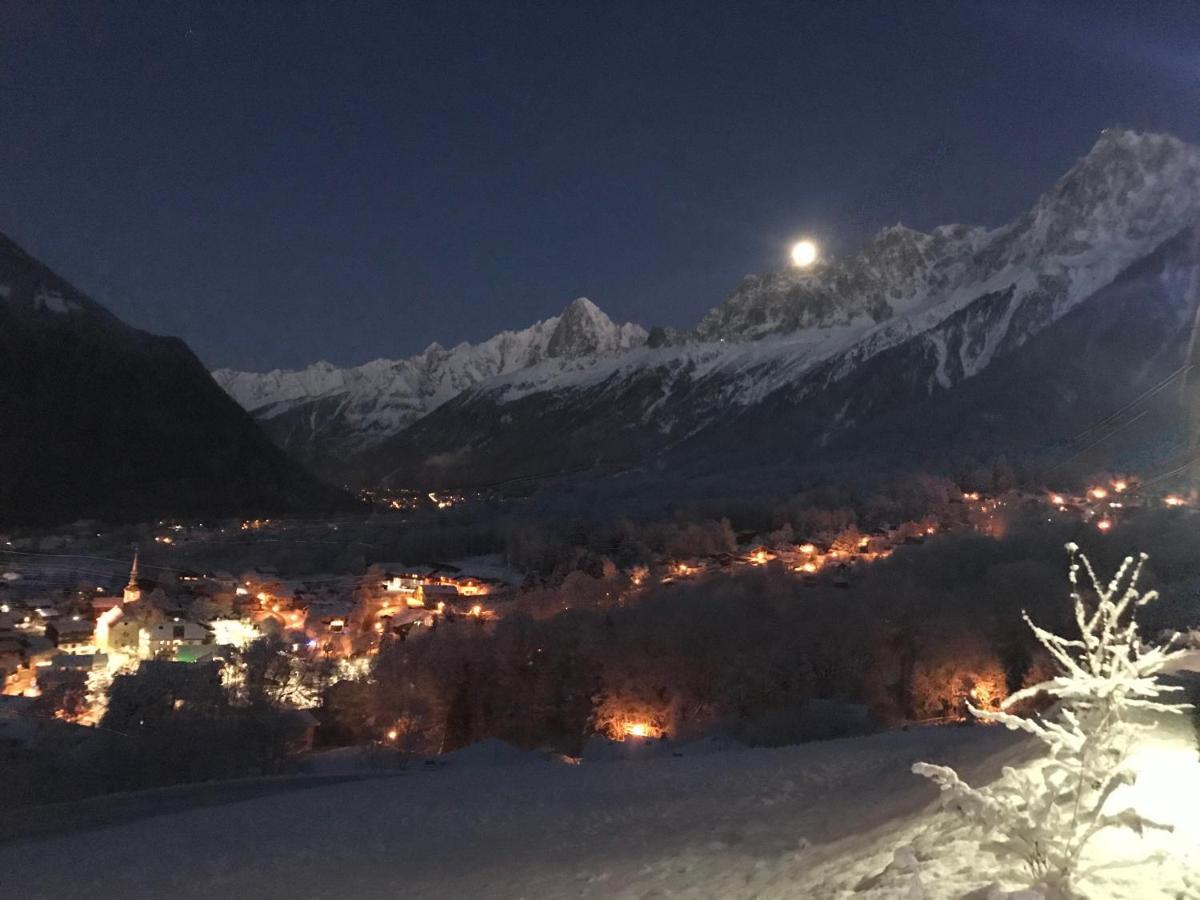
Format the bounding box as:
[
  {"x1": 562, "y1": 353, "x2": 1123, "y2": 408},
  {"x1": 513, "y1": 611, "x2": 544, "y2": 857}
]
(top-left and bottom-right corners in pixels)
[{"x1": 912, "y1": 543, "x2": 1188, "y2": 897}]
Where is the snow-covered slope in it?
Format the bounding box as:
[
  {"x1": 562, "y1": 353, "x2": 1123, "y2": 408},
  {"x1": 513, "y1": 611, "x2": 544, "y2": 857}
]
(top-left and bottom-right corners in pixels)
[
  {"x1": 353, "y1": 130, "x2": 1200, "y2": 489},
  {"x1": 4, "y1": 709, "x2": 1196, "y2": 899},
  {"x1": 487, "y1": 130, "x2": 1200, "y2": 407},
  {"x1": 696, "y1": 222, "x2": 991, "y2": 341},
  {"x1": 211, "y1": 297, "x2": 646, "y2": 462},
  {"x1": 216, "y1": 130, "x2": 1200, "y2": 487}
]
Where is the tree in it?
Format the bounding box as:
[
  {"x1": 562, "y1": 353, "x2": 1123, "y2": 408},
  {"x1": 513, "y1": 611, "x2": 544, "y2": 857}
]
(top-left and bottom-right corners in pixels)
[
  {"x1": 441, "y1": 666, "x2": 474, "y2": 752},
  {"x1": 30, "y1": 669, "x2": 89, "y2": 722},
  {"x1": 912, "y1": 544, "x2": 1189, "y2": 897}
]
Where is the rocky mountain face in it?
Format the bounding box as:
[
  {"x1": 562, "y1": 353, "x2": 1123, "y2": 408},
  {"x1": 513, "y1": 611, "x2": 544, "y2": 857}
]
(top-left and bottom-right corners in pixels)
[
  {"x1": 212, "y1": 297, "x2": 646, "y2": 473},
  {"x1": 694, "y1": 222, "x2": 991, "y2": 341},
  {"x1": 219, "y1": 130, "x2": 1200, "y2": 493},
  {"x1": 0, "y1": 233, "x2": 350, "y2": 526}
]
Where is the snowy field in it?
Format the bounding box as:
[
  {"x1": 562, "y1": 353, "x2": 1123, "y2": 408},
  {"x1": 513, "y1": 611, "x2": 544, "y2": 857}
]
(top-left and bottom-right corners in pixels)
[{"x1": 0, "y1": 710, "x2": 1195, "y2": 899}]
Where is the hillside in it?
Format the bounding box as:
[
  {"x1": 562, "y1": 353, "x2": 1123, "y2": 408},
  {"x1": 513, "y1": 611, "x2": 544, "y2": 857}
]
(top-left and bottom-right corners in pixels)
[
  {"x1": 1, "y1": 705, "x2": 1195, "y2": 899},
  {"x1": 0, "y1": 233, "x2": 350, "y2": 525}
]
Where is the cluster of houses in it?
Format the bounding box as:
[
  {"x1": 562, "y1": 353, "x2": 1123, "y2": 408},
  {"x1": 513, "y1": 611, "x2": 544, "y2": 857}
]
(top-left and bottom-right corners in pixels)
[
  {"x1": 0, "y1": 549, "x2": 510, "y2": 716},
  {"x1": 654, "y1": 520, "x2": 938, "y2": 591},
  {"x1": 3, "y1": 477, "x2": 1193, "y2": 729}
]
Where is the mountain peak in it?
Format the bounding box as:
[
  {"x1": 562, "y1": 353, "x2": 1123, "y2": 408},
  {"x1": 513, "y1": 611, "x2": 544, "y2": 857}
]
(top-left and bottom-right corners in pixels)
[
  {"x1": 546, "y1": 297, "x2": 645, "y2": 359},
  {"x1": 563, "y1": 296, "x2": 602, "y2": 315},
  {"x1": 1039, "y1": 129, "x2": 1200, "y2": 221}
]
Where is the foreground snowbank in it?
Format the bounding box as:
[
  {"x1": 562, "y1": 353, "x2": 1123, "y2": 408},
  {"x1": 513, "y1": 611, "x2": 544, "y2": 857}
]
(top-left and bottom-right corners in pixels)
[{"x1": 0, "y1": 716, "x2": 1194, "y2": 899}]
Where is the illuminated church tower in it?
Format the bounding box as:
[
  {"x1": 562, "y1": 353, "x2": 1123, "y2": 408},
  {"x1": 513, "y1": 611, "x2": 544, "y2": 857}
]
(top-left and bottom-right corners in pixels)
[{"x1": 122, "y1": 547, "x2": 142, "y2": 605}]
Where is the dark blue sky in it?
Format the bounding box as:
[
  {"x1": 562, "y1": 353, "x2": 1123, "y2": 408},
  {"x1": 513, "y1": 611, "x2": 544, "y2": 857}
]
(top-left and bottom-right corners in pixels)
[{"x1": 3, "y1": 1, "x2": 1199, "y2": 371}]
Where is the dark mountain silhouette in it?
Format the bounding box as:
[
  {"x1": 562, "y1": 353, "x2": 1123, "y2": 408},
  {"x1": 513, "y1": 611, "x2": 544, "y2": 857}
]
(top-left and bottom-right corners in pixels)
[{"x1": 0, "y1": 233, "x2": 353, "y2": 526}]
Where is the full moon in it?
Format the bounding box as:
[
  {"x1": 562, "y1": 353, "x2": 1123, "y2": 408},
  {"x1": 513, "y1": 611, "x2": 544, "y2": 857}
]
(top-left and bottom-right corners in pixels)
[{"x1": 790, "y1": 239, "x2": 818, "y2": 268}]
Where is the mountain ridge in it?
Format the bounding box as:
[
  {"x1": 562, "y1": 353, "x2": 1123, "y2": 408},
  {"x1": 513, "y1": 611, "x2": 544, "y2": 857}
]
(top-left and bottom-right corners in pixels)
[
  {"x1": 212, "y1": 296, "x2": 647, "y2": 466},
  {"x1": 213, "y1": 129, "x2": 1200, "y2": 490}
]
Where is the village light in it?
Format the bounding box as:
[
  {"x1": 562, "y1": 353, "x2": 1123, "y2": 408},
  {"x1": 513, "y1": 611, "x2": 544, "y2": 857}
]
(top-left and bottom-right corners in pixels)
[
  {"x1": 386, "y1": 728, "x2": 398, "y2": 742},
  {"x1": 1112, "y1": 479, "x2": 1127, "y2": 492},
  {"x1": 1164, "y1": 495, "x2": 1186, "y2": 507},
  {"x1": 1051, "y1": 494, "x2": 1065, "y2": 506},
  {"x1": 1097, "y1": 519, "x2": 1113, "y2": 532},
  {"x1": 1089, "y1": 486, "x2": 1108, "y2": 500},
  {"x1": 798, "y1": 543, "x2": 816, "y2": 555}
]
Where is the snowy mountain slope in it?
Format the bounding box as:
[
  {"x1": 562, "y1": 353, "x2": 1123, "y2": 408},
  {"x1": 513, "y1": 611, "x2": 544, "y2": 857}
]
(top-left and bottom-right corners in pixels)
[
  {"x1": 355, "y1": 131, "x2": 1200, "y2": 489},
  {"x1": 4, "y1": 707, "x2": 1196, "y2": 899},
  {"x1": 212, "y1": 297, "x2": 646, "y2": 467},
  {"x1": 485, "y1": 130, "x2": 1200, "y2": 409},
  {"x1": 695, "y1": 222, "x2": 991, "y2": 341},
  {"x1": 216, "y1": 130, "x2": 1200, "y2": 488}
]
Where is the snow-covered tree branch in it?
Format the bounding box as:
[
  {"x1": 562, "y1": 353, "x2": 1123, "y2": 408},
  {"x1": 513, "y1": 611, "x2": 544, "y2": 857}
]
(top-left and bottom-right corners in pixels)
[{"x1": 912, "y1": 543, "x2": 1189, "y2": 898}]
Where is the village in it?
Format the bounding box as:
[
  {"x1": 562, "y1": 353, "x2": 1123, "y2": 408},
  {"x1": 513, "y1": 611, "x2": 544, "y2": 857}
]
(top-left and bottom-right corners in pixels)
[{"x1": 0, "y1": 475, "x2": 1193, "y2": 753}]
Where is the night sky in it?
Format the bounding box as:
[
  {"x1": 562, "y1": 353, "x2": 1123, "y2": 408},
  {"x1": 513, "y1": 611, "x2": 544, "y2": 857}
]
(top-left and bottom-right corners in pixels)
[{"x1": 3, "y1": 1, "x2": 1199, "y2": 371}]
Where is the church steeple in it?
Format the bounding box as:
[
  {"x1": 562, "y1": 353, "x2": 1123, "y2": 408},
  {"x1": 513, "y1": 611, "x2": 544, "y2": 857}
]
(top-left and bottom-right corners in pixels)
[{"x1": 123, "y1": 546, "x2": 142, "y2": 604}]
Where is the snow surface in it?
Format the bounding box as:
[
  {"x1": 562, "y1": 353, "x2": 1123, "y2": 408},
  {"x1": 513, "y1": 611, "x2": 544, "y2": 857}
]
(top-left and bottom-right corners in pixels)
[
  {"x1": 31, "y1": 286, "x2": 80, "y2": 315},
  {"x1": 3, "y1": 706, "x2": 1195, "y2": 899}
]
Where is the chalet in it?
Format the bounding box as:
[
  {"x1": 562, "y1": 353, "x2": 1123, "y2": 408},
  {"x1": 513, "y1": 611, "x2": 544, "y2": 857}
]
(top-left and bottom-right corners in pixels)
[
  {"x1": 139, "y1": 620, "x2": 210, "y2": 659},
  {"x1": 421, "y1": 582, "x2": 460, "y2": 607},
  {"x1": 44, "y1": 652, "x2": 108, "y2": 674},
  {"x1": 306, "y1": 600, "x2": 355, "y2": 637},
  {"x1": 381, "y1": 572, "x2": 422, "y2": 595},
  {"x1": 46, "y1": 618, "x2": 95, "y2": 654}
]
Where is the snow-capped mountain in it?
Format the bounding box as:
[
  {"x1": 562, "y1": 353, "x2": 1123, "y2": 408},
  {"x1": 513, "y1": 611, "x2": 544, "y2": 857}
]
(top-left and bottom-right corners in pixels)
[
  {"x1": 212, "y1": 297, "x2": 646, "y2": 469},
  {"x1": 695, "y1": 222, "x2": 991, "y2": 341},
  {"x1": 219, "y1": 130, "x2": 1200, "y2": 490}
]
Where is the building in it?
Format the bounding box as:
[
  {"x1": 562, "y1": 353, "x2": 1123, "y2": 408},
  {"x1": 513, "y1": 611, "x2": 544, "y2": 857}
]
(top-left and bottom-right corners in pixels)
[
  {"x1": 138, "y1": 621, "x2": 210, "y2": 659},
  {"x1": 123, "y1": 547, "x2": 143, "y2": 605},
  {"x1": 96, "y1": 551, "x2": 141, "y2": 653},
  {"x1": 420, "y1": 582, "x2": 459, "y2": 608},
  {"x1": 46, "y1": 618, "x2": 96, "y2": 654}
]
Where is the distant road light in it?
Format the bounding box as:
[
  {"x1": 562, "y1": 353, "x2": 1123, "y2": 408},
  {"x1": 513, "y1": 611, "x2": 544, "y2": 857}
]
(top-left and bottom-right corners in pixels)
[{"x1": 790, "y1": 239, "x2": 818, "y2": 268}]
